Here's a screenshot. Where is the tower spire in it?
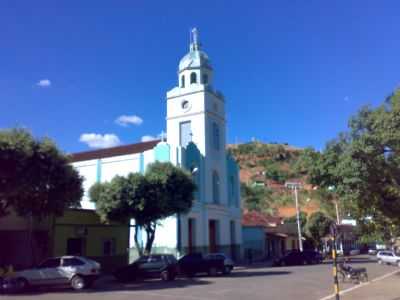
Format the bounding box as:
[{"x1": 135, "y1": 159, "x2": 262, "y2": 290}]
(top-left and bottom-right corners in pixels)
[{"x1": 190, "y1": 27, "x2": 200, "y2": 51}]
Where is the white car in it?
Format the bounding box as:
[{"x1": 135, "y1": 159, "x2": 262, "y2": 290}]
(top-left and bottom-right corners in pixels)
[
  {"x1": 9, "y1": 256, "x2": 101, "y2": 291},
  {"x1": 377, "y1": 251, "x2": 400, "y2": 267}
]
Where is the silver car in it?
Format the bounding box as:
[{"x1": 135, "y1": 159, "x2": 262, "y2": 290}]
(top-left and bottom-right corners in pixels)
[
  {"x1": 377, "y1": 251, "x2": 400, "y2": 267},
  {"x1": 6, "y1": 256, "x2": 101, "y2": 291}
]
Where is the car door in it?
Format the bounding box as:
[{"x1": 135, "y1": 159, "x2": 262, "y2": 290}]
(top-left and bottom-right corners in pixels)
[
  {"x1": 60, "y1": 257, "x2": 86, "y2": 283},
  {"x1": 37, "y1": 258, "x2": 64, "y2": 285},
  {"x1": 143, "y1": 256, "x2": 165, "y2": 277}
]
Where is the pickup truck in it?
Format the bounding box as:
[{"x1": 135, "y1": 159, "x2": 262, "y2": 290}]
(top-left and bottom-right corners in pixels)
[{"x1": 178, "y1": 253, "x2": 234, "y2": 277}]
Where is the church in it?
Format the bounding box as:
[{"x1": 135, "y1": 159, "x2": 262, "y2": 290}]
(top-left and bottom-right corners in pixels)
[{"x1": 70, "y1": 29, "x2": 242, "y2": 261}]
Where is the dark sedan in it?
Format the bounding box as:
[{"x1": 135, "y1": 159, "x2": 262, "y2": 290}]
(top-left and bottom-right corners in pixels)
[
  {"x1": 114, "y1": 254, "x2": 178, "y2": 282},
  {"x1": 178, "y1": 253, "x2": 233, "y2": 277},
  {"x1": 273, "y1": 250, "x2": 323, "y2": 266}
]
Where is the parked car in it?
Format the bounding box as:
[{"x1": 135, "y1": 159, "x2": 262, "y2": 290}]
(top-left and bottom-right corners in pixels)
[
  {"x1": 4, "y1": 256, "x2": 101, "y2": 292},
  {"x1": 349, "y1": 249, "x2": 360, "y2": 256},
  {"x1": 205, "y1": 253, "x2": 235, "y2": 274},
  {"x1": 274, "y1": 250, "x2": 320, "y2": 266},
  {"x1": 114, "y1": 254, "x2": 178, "y2": 282},
  {"x1": 178, "y1": 253, "x2": 234, "y2": 277},
  {"x1": 377, "y1": 250, "x2": 400, "y2": 267},
  {"x1": 302, "y1": 250, "x2": 324, "y2": 264}
]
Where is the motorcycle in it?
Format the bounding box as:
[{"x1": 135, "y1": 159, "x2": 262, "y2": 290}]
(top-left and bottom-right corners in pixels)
[{"x1": 338, "y1": 260, "x2": 368, "y2": 284}]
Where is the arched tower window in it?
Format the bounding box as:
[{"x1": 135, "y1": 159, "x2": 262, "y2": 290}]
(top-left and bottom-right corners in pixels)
[
  {"x1": 181, "y1": 75, "x2": 185, "y2": 88},
  {"x1": 212, "y1": 170, "x2": 220, "y2": 204},
  {"x1": 202, "y1": 74, "x2": 209, "y2": 85},
  {"x1": 190, "y1": 72, "x2": 197, "y2": 84}
]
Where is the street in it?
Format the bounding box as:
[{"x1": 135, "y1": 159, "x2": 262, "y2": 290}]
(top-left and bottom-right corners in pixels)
[{"x1": 3, "y1": 256, "x2": 399, "y2": 300}]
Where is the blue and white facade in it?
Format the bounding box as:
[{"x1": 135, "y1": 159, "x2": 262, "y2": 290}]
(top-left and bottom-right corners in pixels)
[{"x1": 71, "y1": 29, "x2": 242, "y2": 259}]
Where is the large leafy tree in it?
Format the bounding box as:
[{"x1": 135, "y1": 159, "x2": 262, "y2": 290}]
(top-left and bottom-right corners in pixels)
[
  {"x1": 299, "y1": 89, "x2": 400, "y2": 241},
  {"x1": 305, "y1": 212, "x2": 333, "y2": 249},
  {"x1": 0, "y1": 128, "x2": 83, "y2": 263},
  {"x1": 89, "y1": 162, "x2": 196, "y2": 255},
  {"x1": 0, "y1": 128, "x2": 83, "y2": 218}
]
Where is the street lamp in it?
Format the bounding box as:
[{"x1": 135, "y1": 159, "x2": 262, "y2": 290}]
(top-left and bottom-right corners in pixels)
[
  {"x1": 285, "y1": 181, "x2": 303, "y2": 252},
  {"x1": 328, "y1": 186, "x2": 341, "y2": 225}
]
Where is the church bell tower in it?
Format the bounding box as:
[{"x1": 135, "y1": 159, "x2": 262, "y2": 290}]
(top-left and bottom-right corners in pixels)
[{"x1": 166, "y1": 28, "x2": 227, "y2": 205}]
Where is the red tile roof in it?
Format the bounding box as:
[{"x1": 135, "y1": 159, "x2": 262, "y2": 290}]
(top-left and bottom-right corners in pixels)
[
  {"x1": 242, "y1": 210, "x2": 283, "y2": 227},
  {"x1": 69, "y1": 140, "x2": 161, "y2": 162}
]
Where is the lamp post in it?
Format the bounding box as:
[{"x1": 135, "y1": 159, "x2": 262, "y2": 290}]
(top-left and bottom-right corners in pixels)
[{"x1": 285, "y1": 181, "x2": 303, "y2": 252}]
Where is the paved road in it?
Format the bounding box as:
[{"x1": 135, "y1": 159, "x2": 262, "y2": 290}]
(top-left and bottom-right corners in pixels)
[{"x1": 3, "y1": 256, "x2": 398, "y2": 300}]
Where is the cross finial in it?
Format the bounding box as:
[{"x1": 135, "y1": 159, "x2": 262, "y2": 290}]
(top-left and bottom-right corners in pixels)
[
  {"x1": 160, "y1": 130, "x2": 166, "y2": 142},
  {"x1": 190, "y1": 27, "x2": 200, "y2": 51}
]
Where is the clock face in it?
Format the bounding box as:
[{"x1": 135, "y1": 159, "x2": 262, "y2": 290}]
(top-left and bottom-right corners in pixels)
[{"x1": 181, "y1": 100, "x2": 191, "y2": 112}]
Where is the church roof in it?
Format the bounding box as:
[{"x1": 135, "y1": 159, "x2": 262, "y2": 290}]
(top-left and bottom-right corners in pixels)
[{"x1": 69, "y1": 140, "x2": 160, "y2": 162}]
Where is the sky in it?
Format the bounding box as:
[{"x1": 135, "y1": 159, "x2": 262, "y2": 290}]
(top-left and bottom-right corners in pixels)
[{"x1": 1, "y1": 0, "x2": 399, "y2": 153}]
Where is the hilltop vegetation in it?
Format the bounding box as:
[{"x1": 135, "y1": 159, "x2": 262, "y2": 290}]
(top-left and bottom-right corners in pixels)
[{"x1": 229, "y1": 142, "x2": 336, "y2": 219}]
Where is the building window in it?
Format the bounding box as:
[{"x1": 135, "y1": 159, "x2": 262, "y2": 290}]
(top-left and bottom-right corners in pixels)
[
  {"x1": 212, "y1": 122, "x2": 220, "y2": 150},
  {"x1": 212, "y1": 171, "x2": 220, "y2": 204},
  {"x1": 179, "y1": 121, "x2": 191, "y2": 147},
  {"x1": 190, "y1": 72, "x2": 197, "y2": 84},
  {"x1": 103, "y1": 238, "x2": 116, "y2": 256},
  {"x1": 202, "y1": 73, "x2": 208, "y2": 84},
  {"x1": 181, "y1": 75, "x2": 185, "y2": 88}
]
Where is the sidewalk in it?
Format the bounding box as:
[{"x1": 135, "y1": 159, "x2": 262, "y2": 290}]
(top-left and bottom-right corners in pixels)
[{"x1": 337, "y1": 271, "x2": 400, "y2": 300}]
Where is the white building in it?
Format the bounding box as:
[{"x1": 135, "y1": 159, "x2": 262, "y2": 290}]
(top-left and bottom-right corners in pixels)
[{"x1": 71, "y1": 29, "x2": 242, "y2": 259}]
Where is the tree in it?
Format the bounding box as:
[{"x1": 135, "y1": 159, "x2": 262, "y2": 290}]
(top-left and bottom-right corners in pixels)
[
  {"x1": 89, "y1": 162, "x2": 196, "y2": 255},
  {"x1": 0, "y1": 128, "x2": 83, "y2": 263},
  {"x1": 298, "y1": 89, "x2": 400, "y2": 241},
  {"x1": 241, "y1": 183, "x2": 275, "y2": 214},
  {"x1": 305, "y1": 212, "x2": 333, "y2": 249},
  {"x1": 285, "y1": 211, "x2": 307, "y2": 233}
]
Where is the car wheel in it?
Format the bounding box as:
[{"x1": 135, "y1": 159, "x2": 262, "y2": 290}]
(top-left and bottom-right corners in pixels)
[
  {"x1": 16, "y1": 278, "x2": 29, "y2": 291},
  {"x1": 222, "y1": 266, "x2": 232, "y2": 275},
  {"x1": 71, "y1": 275, "x2": 86, "y2": 290},
  {"x1": 208, "y1": 267, "x2": 218, "y2": 277},
  {"x1": 161, "y1": 271, "x2": 170, "y2": 281}
]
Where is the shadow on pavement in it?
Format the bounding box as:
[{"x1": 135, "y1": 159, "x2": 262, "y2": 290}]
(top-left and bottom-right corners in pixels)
[
  {"x1": 3, "y1": 270, "x2": 292, "y2": 296},
  {"x1": 3, "y1": 277, "x2": 212, "y2": 296},
  {"x1": 230, "y1": 270, "x2": 291, "y2": 277}
]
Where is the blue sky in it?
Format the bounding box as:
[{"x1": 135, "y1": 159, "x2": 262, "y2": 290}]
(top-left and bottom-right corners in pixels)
[{"x1": 1, "y1": 1, "x2": 399, "y2": 153}]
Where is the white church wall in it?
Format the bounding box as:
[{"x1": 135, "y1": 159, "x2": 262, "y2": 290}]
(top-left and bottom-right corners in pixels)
[
  {"x1": 143, "y1": 149, "x2": 155, "y2": 172},
  {"x1": 72, "y1": 160, "x2": 98, "y2": 210},
  {"x1": 101, "y1": 153, "x2": 141, "y2": 182}
]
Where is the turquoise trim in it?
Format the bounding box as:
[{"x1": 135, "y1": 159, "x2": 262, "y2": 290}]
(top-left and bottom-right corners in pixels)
[
  {"x1": 184, "y1": 142, "x2": 202, "y2": 202},
  {"x1": 96, "y1": 160, "x2": 102, "y2": 182},
  {"x1": 139, "y1": 153, "x2": 144, "y2": 174},
  {"x1": 154, "y1": 142, "x2": 170, "y2": 162}
]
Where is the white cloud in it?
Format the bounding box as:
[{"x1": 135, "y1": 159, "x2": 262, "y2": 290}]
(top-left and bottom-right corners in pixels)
[
  {"x1": 79, "y1": 133, "x2": 121, "y2": 149},
  {"x1": 141, "y1": 135, "x2": 158, "y2": 142},
  {"x1": 36, "y1": 79, "x2": 51, "y2": 87},
  {"x1": 115, "y1": 115, "x2": 143, "y2": 127},
  {"x1": 141, "y1": 131, "x2": 166, "y2": 142}
]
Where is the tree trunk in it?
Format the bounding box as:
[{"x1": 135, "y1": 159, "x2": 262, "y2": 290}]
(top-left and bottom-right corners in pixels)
[
  {"x1": 134, "y1": 226, "x2": 144, "y2": 257},
  {"x1": 144, "y1": 223, "x2": 156, "y2": 255}
]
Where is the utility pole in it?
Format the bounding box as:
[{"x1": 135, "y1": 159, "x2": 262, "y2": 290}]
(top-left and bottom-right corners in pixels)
[
  {"x1": 285, "y1": 182, "x2": 303, "y2": 252},
  {"x1": 330, "y1": 223, "x2": 340, "y2": 300}
]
